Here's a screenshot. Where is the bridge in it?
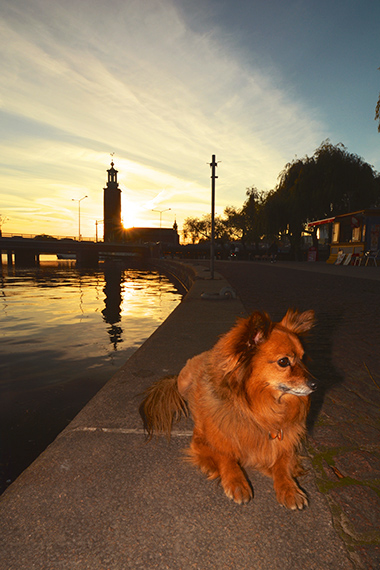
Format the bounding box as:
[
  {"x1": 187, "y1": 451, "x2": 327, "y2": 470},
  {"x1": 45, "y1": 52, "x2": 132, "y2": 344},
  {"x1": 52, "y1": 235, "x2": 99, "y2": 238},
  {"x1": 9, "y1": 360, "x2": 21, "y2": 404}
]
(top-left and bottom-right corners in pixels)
[{"x1": 0, "y1": 234, "x2": 153, "y2": 266}]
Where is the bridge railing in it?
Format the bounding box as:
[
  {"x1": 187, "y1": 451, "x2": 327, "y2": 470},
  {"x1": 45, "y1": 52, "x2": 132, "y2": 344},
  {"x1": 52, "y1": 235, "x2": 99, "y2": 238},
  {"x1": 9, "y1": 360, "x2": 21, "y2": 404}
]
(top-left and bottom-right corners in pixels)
[{"x1": 1, "y1": 233, "x2": 97, "y2": 242}]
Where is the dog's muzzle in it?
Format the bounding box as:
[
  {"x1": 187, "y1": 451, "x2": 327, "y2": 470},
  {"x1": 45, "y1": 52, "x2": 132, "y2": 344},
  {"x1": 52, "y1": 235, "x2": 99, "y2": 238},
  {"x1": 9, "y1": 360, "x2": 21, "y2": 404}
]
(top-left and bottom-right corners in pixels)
[{"x1": 278, "y1": 377, "x2": 318, "y2": 396}]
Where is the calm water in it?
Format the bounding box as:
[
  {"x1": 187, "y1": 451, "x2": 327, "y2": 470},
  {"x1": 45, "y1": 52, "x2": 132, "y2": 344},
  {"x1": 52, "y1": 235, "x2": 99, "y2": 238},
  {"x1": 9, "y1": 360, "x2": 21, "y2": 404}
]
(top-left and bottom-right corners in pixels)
[{"x1": 0, "y1": 259, "x2": 183, "y2": 493}]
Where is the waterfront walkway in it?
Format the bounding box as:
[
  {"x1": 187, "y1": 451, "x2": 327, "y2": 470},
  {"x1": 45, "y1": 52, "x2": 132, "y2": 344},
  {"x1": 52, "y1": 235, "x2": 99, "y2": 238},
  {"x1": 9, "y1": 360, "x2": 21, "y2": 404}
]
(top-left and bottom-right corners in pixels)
[
  {"x1": 1, "y1": 260, "x2": 379, "y2": 569},
  {"x1": 213, "y1": 260, "x2": 380, "y2": 570}
]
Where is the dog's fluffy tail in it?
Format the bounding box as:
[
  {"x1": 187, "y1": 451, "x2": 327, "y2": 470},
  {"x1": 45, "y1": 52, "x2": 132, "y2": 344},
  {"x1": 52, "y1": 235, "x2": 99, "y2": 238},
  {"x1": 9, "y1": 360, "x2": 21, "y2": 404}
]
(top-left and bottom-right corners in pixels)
[{"x1": 139, "y1": 375, "x2": 189, "y2": 440}]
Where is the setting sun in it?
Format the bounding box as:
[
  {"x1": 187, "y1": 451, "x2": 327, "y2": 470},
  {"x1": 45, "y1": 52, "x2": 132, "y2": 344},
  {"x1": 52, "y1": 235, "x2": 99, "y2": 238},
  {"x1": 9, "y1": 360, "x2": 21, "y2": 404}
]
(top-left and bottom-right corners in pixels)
[
  {"x1": 120, "y1": 193, "x2": 152, "y2": 229},
  {"x1": 121, "y1": 200, "x2": 140, "y2": 229}
]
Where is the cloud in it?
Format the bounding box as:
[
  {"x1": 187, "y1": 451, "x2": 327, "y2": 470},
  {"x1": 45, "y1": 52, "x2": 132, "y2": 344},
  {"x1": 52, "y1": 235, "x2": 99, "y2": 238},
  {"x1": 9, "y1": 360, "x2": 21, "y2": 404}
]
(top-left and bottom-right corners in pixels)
[{"x1": 0, "y1": 0, "x2": 327, "y2": 235}]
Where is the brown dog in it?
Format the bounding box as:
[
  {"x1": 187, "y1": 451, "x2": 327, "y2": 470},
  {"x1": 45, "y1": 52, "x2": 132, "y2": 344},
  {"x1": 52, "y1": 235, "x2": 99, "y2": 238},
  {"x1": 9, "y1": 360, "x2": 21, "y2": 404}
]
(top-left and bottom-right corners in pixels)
[{"x1": 140, "y1": 309, "x2": 316, "y2": 510}]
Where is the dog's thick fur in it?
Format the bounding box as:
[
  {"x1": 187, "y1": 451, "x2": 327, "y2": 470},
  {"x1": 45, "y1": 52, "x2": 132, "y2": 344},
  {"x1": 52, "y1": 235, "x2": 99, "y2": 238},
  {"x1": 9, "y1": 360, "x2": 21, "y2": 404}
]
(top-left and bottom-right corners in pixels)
[{"x1": 140, "y1": 309, "x2": 316, "y2": 510}]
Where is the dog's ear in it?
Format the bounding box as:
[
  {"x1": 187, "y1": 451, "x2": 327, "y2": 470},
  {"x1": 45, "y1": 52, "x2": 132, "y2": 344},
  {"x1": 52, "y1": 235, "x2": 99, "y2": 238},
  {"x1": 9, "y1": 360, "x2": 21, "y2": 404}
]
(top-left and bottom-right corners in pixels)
[
  {"x1": 280, "y1": 309, "x2": 315, "y2": 334},
  {"x1": 243, "y1": 311, "x2": 273, "y2": 348},
  {"x1": 223, "y1": 311, "x2": 273, "y2": 366},
  {"x1": 216, "y1": 311, "x2": 272, "y2": 388},
  {"x1": 214, "y1": 312, "x2": 273, "y2": 390}
]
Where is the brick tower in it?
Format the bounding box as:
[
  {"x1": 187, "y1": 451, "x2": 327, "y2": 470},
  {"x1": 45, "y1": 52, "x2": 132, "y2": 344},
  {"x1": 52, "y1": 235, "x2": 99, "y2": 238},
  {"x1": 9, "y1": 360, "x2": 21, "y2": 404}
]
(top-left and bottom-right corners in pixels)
[{"x1": 103, "y1": 161, "x2": 122, "y2": 242}]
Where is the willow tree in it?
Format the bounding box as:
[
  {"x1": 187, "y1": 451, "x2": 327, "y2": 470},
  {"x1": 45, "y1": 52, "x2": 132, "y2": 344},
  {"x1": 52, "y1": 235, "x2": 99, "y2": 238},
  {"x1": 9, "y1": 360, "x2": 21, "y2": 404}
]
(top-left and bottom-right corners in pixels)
[
  {"x1": 375, "y1": 66, "x2": 380, "y2": 132},
  {"x1": 263, "y1": 141, "x2": 380, "y2": 258}
]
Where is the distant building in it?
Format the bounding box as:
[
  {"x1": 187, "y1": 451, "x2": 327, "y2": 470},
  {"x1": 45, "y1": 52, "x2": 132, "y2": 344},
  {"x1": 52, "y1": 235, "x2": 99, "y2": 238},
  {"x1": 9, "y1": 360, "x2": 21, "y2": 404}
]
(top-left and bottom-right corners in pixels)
[
  {"x1": 103, "y1": 161, "x2": 122, "y2": 242},
  {"x1": 308, "y1": 209, "x2": 380, "y2": 263},
  {"x1": 102, "y1": 161, "x2": 179, "y2": 245},
  {"x1": 124, "y1": 227, "x2": 179, "y2": 245}
]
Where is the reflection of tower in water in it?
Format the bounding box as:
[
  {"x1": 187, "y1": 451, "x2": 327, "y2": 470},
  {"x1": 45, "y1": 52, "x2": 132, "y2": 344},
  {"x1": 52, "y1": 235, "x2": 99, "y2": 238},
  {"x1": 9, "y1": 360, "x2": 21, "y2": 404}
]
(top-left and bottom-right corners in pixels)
[{"x1": 102, "y1": 266, "x2": 123, "y2": 350}]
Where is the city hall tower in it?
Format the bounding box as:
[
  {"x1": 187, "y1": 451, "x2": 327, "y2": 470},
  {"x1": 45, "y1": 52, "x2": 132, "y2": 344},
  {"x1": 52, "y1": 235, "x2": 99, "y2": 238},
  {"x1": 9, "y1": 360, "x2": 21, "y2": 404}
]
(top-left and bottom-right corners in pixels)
[{"x1": 103, "y1": 161, "x2": 122, "y2": 242}]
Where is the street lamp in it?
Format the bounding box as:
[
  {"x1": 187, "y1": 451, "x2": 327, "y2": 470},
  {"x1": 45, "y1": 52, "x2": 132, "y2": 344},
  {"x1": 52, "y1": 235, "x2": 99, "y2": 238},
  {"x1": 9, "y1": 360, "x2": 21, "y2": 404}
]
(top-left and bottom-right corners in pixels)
[
  {"x1": 72, "y1": 195, "x2": 88, "y2": 241},
  {"x1": 152, "y1": 208, "x2": 171, "y2": 228},
  {"x1": 0, "y1": 214, "x2": 9, "y2": 237},
  {"x1": 95, "y1": 219, "x2": 104, "y2": 242}
]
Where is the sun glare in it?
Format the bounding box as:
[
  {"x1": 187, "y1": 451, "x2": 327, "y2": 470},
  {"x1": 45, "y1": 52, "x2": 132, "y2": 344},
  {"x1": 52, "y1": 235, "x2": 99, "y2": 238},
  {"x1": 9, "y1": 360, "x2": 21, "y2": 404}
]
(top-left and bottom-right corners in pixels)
[{"x1": 121, "y1": 200, "x2": 142, "y2": 229}]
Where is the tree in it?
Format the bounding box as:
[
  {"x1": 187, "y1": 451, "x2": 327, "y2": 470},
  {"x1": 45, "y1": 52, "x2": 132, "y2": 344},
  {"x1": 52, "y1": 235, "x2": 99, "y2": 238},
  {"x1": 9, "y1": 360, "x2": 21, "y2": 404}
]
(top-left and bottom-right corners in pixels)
[
  {"x1": 223, "y1": 206, "x2": 245, "y2": 241},
  {"x1": 182, "y1": 190, "x2": 268, "y2": 249},
  {"x1": 182, "y1": 214, "x2": 227, "y2": 244},
  {"x1": 182, "y1": 216, "x2": 208, "y2": 244},
  {"x1": 375, "y1": 66, "x2": 380, "y2": 132},
  {"x1": 238, "y1": 187, "x2": 268, "y2": 244},
  {"x1": 311, "y1": 141, "x2": 380, "y2": 214},
  {"x1": 263, "y1": 141, "x2": 380, "y2": 258}
]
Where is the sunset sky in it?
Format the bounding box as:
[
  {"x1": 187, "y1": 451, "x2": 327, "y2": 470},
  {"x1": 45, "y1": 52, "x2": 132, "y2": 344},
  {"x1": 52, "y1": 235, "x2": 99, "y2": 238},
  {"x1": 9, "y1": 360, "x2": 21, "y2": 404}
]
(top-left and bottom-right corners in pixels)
[{"x1": 1, "y1": 0, "x2": 379, "y2": 239}]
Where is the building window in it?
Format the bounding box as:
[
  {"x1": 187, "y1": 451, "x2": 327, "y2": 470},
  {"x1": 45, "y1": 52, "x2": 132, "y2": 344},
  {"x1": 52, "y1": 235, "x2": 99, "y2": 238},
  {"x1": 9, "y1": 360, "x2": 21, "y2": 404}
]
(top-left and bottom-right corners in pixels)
[
  {"x1": 352, "y1": 226, "x2": 361, "y2": 242},
  {"x1": 340, "y1": 222, "x2": 353, "y2": 243},
  {"x1": 332, "y1": 222, "x2": 339, "y2": 243}
]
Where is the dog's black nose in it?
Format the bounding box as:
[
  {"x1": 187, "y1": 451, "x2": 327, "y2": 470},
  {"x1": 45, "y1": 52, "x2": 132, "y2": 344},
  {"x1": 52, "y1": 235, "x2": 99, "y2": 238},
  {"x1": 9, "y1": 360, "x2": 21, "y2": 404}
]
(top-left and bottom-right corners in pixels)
[{"x1": 307, "y1": 379, "x2": 318, "y2": 391}]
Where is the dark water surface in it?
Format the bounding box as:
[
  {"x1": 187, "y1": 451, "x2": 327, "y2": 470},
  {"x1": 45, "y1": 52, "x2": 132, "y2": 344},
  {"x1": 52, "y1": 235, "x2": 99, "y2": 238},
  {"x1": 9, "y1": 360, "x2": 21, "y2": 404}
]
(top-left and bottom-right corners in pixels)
[{"x1": 0, "y1": 260, "x2": 183, "y2": 493}]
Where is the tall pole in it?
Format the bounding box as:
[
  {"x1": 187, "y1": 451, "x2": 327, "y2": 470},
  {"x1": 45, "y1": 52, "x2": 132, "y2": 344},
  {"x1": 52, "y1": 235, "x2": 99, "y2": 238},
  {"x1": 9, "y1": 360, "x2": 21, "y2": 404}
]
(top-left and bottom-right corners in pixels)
[
  {"x1": 209, "y1": 155, "x2": 218, "y2": 279},
  {"x1": 78, "y1": 200, "x2": 81, "y2": 240},
  {"x1": 95, "y1": 220, "x2": 103, "y2": 242},
  {"x1": 72, "y1": 195, "x2": 88, "y2": 241},
  {"x1": 152, "y1": 208, "x2": 171, "y2": 229}
]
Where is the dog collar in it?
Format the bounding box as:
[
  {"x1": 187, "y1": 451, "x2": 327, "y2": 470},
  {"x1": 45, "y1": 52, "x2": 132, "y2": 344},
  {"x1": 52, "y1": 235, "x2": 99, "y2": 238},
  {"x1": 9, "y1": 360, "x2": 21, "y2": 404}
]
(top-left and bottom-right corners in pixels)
[{"x1": 269, "y1": 429, "x2": 283, "y2": 440}]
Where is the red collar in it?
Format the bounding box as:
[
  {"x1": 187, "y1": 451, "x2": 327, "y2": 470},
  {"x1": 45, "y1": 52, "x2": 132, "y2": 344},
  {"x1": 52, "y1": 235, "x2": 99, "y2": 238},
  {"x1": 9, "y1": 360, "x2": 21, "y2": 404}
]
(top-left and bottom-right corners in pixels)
[{"x1": 269, "y1": 429, "x2": 283, "y2": 440}]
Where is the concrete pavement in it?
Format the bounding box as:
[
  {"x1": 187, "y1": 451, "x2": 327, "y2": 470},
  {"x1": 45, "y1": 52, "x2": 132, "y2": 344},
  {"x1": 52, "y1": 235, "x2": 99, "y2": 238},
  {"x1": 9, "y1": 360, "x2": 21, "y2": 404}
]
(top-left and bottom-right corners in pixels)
[{"x1": 1, "y1": 260, "x2": 376, "y2": 569}]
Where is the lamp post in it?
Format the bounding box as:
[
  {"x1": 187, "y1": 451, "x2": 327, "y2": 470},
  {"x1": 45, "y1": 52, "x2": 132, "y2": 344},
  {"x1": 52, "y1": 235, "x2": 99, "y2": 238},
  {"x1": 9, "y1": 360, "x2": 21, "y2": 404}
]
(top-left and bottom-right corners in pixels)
[
  {"x1": 95, "y1": 219, "x2": 104, "y2": 242},
  {"x1": 209, "y1": 155, "x2": 218, "y2": 280},
  {"x1": 72, "y1": 195, "x2": 88, "y2": 241},
  {"x1": 152, "y1": 208, "x2": 171, "y2": 228},
  {"x1": 0, "y1": 214, "x2": 9, "y2": 237}
]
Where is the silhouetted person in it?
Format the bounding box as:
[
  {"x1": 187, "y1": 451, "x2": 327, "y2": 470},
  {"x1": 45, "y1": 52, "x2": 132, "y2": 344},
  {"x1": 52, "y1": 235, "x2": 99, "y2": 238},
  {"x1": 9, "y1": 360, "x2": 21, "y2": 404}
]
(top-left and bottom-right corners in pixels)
[{"x1": 268, "y1": 241, "x2": 278, "y2": 263}]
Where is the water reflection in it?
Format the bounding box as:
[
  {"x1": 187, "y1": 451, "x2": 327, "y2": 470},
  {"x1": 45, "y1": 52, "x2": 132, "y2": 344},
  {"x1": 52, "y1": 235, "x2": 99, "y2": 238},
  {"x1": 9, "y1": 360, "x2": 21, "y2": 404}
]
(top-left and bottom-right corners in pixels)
[
  {"x1": 102, "y1": 266, "x2": 123, "y2": 349},
  {"x1": 0, "y1": 260, "x2": 182, "y2": 494}
]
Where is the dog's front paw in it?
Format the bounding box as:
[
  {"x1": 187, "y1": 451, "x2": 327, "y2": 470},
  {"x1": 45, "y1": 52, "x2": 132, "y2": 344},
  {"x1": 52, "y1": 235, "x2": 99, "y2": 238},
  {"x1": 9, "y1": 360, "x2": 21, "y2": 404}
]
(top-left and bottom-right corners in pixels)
[
  {"x1": 222, "y1": 477, "x2": 253, "y2": 505},
  {"x1": 276, "y1": 484, "x2": 308, "y2": 510}
]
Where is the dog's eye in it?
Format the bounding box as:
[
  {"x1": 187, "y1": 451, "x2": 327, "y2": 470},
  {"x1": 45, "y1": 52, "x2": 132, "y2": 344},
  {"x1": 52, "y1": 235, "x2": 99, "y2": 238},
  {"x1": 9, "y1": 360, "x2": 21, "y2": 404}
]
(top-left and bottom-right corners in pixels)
[{"x1": 277, "y1": 357, "x2": 290, "y2": 368}]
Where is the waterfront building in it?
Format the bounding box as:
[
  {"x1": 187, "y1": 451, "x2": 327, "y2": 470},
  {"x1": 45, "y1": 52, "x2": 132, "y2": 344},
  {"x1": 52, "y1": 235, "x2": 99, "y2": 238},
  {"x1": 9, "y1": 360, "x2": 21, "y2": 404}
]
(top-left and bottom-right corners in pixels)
[{"x1": 102, "y1": 161, "x2": 179, "y2": 246}]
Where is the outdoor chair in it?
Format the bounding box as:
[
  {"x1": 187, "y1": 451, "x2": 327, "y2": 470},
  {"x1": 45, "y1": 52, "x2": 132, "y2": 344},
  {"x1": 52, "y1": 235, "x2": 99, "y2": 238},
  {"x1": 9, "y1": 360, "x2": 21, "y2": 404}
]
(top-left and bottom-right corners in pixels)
[
  {"x1": 352, "y1": 252, "x2": 365, "y2": 266},
  {"x1": 364, "y1": 249, "x2": 380, "y2": 266},
  {"x1": 343, "y1": 253, "x2": 352, "y2": 265},
  {"x1": 335, "y1": 252, "x2": 345, "y2": 265}
]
